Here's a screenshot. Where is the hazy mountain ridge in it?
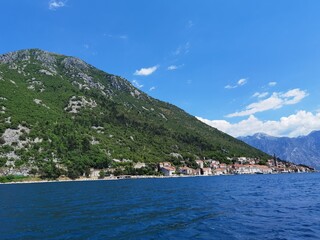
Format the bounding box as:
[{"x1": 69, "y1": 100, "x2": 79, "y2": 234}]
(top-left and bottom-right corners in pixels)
[
  {"x1": 238, "y1": 131, "x2": 320, "y2": 169},
  {"x1": 0, "y1": 49, "x2": 270, "y2": 178}
]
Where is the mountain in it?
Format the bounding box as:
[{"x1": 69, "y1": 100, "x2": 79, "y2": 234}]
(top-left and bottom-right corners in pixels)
[
  {"x1": 0, "y1": 49, "x2": 269, "y2": 179},
  {"x1": 238, "y1": 131, "x2": 320, "y2": 169}
]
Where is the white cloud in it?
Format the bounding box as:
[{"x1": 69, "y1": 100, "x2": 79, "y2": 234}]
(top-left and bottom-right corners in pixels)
[
  {"x1": 238, "y1": 78, "x2": 247, "y2": 86},
  {"x1": 134, "y1": 65, "x2": 159, "y2": 76},
  {"x1": 252, "y1": 92, "x2": 269, "y2": 98},
  {"x1": 225, "y1": 78, "x2": 248, "y2": 89},
  {"x1": 269, "y1": 81, "x2": 277, "y2": 87},
  {"x1": 225, "y1": 84, "x2": 237, "y2": 89},
  {"x1": 167, "y1": 65, "x2": 178, "y2": 70},
  {"x1": 197, "y1": 110, "x2": 320, "y2": 138},
  {"x1": 167, "y1": 64, "x2": 184, "y2": 71},
  {"x1": 227, "y1": 88, "x2": 308, "y2": 117},
  {"x1": 132, "y1": 80, "x2": 143, "y2": 89},
  {"x1": 173, "y1": 42, "x2": 190, "y2": 56},
  {"x1": 149, "y1": 86, "x2": 156, "y2": 91},
  {"x1": 49, "y1": 0, "x2": 66, "y2": 10}
]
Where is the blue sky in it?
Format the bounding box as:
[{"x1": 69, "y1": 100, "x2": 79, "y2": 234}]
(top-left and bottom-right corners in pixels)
[{"x1": 1, "y1": 0, "x2": 320, "y2": 137}]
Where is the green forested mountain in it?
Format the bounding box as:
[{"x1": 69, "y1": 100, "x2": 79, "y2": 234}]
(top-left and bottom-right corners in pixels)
[{"x1": 0, "y1": 49, "x2": 269, "y2": 178}]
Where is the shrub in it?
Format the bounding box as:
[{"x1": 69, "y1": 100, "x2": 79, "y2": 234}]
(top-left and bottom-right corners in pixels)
[
  {"x1": 99, "y1": 170, "x2": 105, "y2": 179},
  {"x1": 0, "y1": 157, "x2": 7, "y2": 167}
]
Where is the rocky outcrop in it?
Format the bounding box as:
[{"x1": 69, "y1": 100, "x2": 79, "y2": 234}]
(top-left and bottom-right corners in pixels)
[{"x1": 64, "y1": 96, "x2": 97, "y2": 113}]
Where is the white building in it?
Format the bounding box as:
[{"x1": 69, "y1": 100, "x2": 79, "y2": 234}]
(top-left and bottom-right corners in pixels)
[
  {"x1": 160, "y1": 166, "x2": 176, "y2": 176},
  {"x1": 201, "y1": 168, "x2": 212, "y2": 175}
]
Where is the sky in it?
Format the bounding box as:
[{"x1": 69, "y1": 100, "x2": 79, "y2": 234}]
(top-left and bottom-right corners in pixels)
[{"x1": 1, "y1": 0, "x2": 320, "y2": 137}]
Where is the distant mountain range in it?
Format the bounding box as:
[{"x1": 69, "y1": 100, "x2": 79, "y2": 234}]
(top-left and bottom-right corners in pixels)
[{"x1": 238, "y1": 131, "x2": 320, "y2": 169}]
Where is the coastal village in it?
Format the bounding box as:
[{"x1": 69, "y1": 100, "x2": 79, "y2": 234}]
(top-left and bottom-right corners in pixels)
[
  {"x1": 0, "y1": 155, "x2": 315, "y2": 182},
  {"x1": 90, "y1": 156, "x2": 315, "y2": 180},
  {"x1": 155, "y1": 157, "x2": 313, "y2": 176},
  {"x1": 159, "y1": 158, "x2": 314, "y2": 176}
]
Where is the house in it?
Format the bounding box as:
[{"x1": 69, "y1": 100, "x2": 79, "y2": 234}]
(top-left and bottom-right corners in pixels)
[
  {"x1": 179, "y1": 166, "x2": 194, "y2": 175},
  {"x1": 238, "y1": 157, "x2": 248, "y2": 164},
  {"x1": 204, "y1": 159, "x2": 213, "y2": 164},
  {"x1": 244, "y1": 165, "x2": 261, "y2": 174},
  {"x1": 213, "y1": 168, "x2": 227, "y2": 175},
  {"x1": 267, "y1": 159, "x2": 275, "y2": 167},
  {"x1": 195, "y1": 160, "x2": 204, "y2": 168},
  {"x1": 159, "y1": 162, "x2": 172, "y2": 168},
  {"x1": 219, "y1": 163, "x2": 227, "y2": 169},
  {"x1": 210, "y1": 160, "x2": 220, "y2": 169},
  {"x1": 248, "y1": 159, "x2": 256, "y2": 165},
  {"x1": 234, "y1": 165, "x2": 272, "y2": 174},
  {"x1": 255, "y1": 165, "x2": 272, "y2": 174},
  {"x1": 160, "y1": 166, "x2": 176, "y2": 176},
  {"x1": 192, "y1": 168, "x2": 201, "y2": 175},
  {"x1": 201, "y1": 167, "x2": 212, "y2": 176}
]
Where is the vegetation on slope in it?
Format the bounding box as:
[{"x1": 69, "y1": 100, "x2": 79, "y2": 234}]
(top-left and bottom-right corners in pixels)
[{"x1": 0, "y1": 49, "x2": 269, "y2": 179}]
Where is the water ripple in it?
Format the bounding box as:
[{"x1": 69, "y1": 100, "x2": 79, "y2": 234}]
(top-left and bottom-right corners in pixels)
[{"x1": 1, "y1": 173, "x2": 320, "y2": 239}]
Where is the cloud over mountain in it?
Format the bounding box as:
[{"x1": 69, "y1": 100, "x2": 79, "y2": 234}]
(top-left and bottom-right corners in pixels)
[
  {"x1": 198, "y1": 110, "x2": 320, "y2": 138},
  {"x1": 226, "y1": 88, "x2": 308, "y2": 117}
]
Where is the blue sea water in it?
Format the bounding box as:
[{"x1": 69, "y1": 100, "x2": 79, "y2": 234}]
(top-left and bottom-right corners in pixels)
[{"x1": 0, "y1": 173, "x2": 320, "y2": 240}]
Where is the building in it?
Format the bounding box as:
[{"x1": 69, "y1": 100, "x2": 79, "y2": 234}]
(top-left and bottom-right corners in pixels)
[
  {"x1": 195, "y1": 160, "x2": 204, "y2": 168},
  {"x1": 219, "y1": 163, "x2": 227, "y2": 169},
  {"x1": 159, "y1": 162, "x2": 172, "y2": 168},
  {"x1": 179, "y1": 166, "x2": 194, "y2": 175},
  {"x1": 160, "y1": 166, "x2": 176, "y2": 176},
  {"x1": 201, "y1": 167, "x2": 212, "y2": 176},
  {"x1": 238, "y1": 157, "x2": 248, "y2": 164},
  {"x1": 267, "y1": 159, "x2": 275, "y2": 167},
  {"x1": 233, "y1": 165, "x2": 272, "y2": 174},
  {"x1": 210, "y1": 160, "x2": 220, "y2": 169},
  {"x1": 213, "y1": 168, "x2": 227, "y2": 175},
  {"x1": 192, "y1": 168, "x2": 201, "y2": 175},
  {"x1": 255, "y1": 165, "x2": 272, "y2": 174}
]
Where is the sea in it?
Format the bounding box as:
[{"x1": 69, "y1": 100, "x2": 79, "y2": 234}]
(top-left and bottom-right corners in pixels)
[{"x1": 0, "y1": 173, "x2": 320, "y2": 240}]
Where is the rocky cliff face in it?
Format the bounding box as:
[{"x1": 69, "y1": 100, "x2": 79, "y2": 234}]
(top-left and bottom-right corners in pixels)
[{"x1": 238, "y1": 131, "x2": 320, "y2": 169}]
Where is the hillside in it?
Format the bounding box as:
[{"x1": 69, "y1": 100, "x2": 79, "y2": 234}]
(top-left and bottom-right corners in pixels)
[
  {"x1": 238, "y1": 132, "x2": 320, "y2": 169},
  {"x1": 0, "y1": 49, "x2": 270, "y2": 179}
]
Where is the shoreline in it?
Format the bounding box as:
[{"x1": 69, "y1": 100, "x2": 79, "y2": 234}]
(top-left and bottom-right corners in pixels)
[
  {"x1": 0, "y1": 175, "x2": 193, "y2": 185},
  {"x1": 0, "y1": 174, "x2": 213, "y2": 185},
  {"x1": 0, "y1": 171, "x2": 317, "y2": 185}
]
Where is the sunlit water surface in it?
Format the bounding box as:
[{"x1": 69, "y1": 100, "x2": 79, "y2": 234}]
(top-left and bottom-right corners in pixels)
[{"x1": 1, "y1": 173, "x2": 320, "y2": 239}]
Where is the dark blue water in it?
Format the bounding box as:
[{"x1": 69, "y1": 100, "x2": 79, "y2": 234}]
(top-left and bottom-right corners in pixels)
[{"x1": 1, "y1": 173, "x2": 320, "y2": 240}]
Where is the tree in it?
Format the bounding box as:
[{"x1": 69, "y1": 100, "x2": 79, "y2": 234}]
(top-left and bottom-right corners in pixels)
[
  {"x1": 0, "y1": 157, "x2": 6, "y2": 167},
  {"x1": 40, "y1": 163, "x2": 61, "y2": 179},
  {"x1": 29, "y1": 168, "x2": 38, "y2": 176},
  {"x1": 99, "y1": 170, "x2": 105, "y2": 179},
  {"x1": 82, "y1": 137, "x2": 91, "y2": 152}
]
